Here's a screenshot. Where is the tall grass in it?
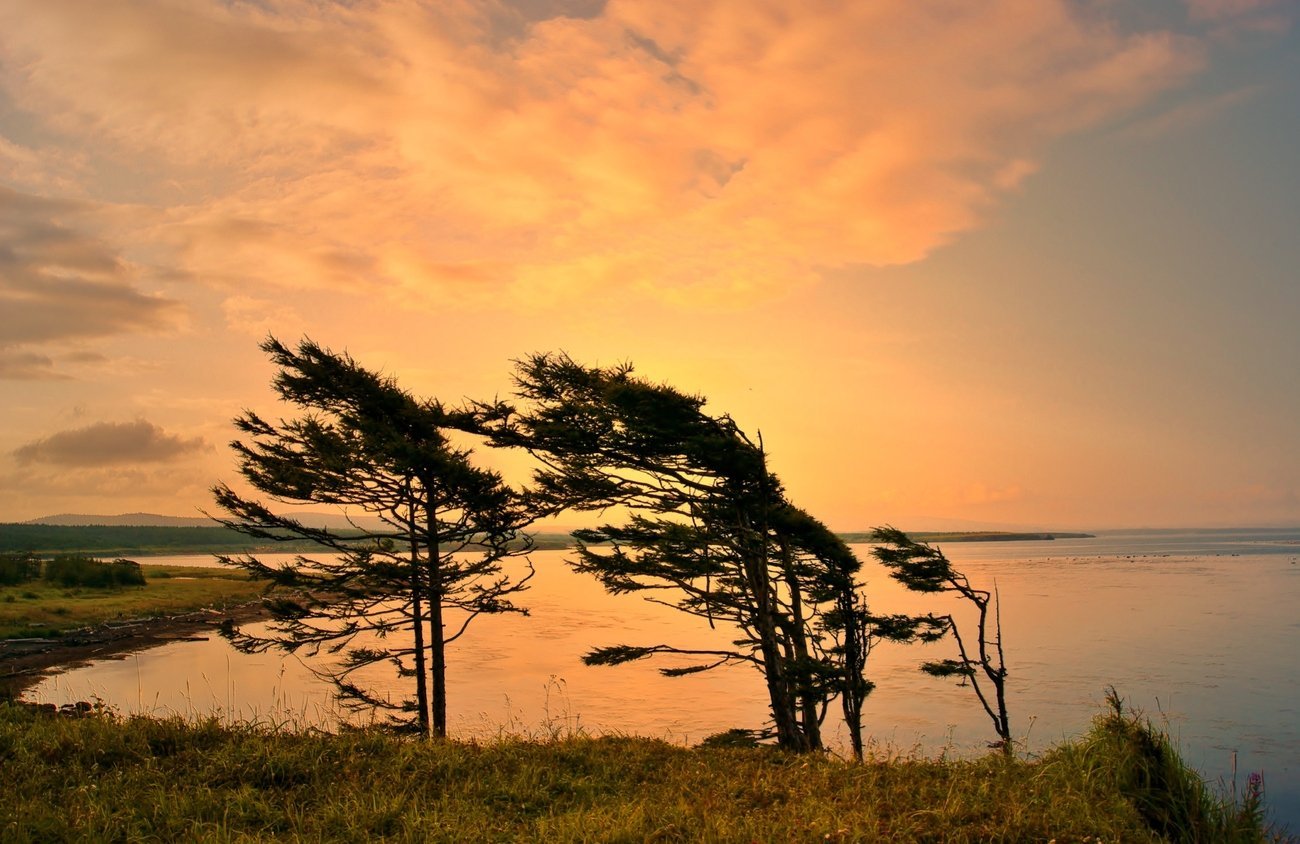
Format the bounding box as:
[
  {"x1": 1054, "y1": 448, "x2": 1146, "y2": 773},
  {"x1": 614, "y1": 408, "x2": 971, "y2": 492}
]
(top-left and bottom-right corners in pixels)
[
  {"x1": 0, "y1": 697, "x2": 1284, "y2": 843},
  {"x1": 1041, "y1": 688, "x2": 1281, "y2": 844}
]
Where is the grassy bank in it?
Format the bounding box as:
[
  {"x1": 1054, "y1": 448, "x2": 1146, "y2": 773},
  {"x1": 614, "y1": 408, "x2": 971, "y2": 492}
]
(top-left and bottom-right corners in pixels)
[
  {"x1": 0, "y1": 699, "x2": 1279, "y2": 842},
  {"x1": 0, "y1": 564, "x2": 260, "y2": 640}
]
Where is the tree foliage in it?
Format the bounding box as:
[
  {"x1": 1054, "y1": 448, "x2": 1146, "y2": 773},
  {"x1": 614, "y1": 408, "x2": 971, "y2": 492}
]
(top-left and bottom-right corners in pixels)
[
  {"x1": 212, "y1": 338, "x2": 534, "y2": 738},
  {"x1": 42, "y1": 554, "x2": 146, "y2": 588},
  {"x1": 484, "y1": 353, "x2": 940, "y2": 756},
  {"x1": 871, "y1": 526, "x2": 1013, "y2": 753},
  {"x1": 0, "y1": 552, "x2": 41, "y2": 586}
]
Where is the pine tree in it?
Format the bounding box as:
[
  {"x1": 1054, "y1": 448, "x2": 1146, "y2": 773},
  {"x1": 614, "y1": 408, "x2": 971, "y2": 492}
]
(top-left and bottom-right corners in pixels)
[
  {"x1": 484, "y1": 353, "x2": 939, "y2": 754},
  {"x1": 871, "y1": 526, "x2": 1013, "y2": 753},
  {"x1": 212, "y1": 337, "x2": 533, "y2": 738}
]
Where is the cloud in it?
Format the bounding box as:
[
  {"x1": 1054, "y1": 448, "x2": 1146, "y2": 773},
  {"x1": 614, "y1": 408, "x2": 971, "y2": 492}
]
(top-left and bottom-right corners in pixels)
[
  {"x1": 1123, "y1": 85, "x2": 1261, "y2": 138},
  {"x1": 0, "y1": 185, "x2": 184, "y2": 376},
  {"x1": 0, "y1": 461, "x2": 219, "y2": 519},
  {"x1": 221, "y1": 293, "x2": 303, "y2": 338},
  {"x1": 1184, "y1": 0, "x2": 1294, "y2": 35},
  {"x1": 0, "y1": 0, "x2": 388, "y2": 168},
  {"x1": 0, "y1": 1, "x2": 1209, "y2": 301},
  {"x1": 0, "y1": 187, "x2": 180, "y2": 344},
  {"x1": 0, "y1": 351, "x2": 63, "y2": 380},
  {"x1": 961, "y1": 483, "x2": 1026, "y2": 506},
  {"x1": 12, "y1": 419, "x2": 208, "y2": 466},
  {"x1": 1186, "y1": 0, "x2": 1284, "y2": 22},
  {"x1": 0, "y1": 130, "x2": 87, "y2": 195}
]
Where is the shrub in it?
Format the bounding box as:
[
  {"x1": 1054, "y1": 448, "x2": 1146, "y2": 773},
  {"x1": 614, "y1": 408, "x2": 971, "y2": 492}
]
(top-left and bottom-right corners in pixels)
[
  {"x1": 0, "y1": 552, "x2": 40, "y2": 586},
  {"x1": 42, "y1": 554, "x2": 146, "y2": 588}
]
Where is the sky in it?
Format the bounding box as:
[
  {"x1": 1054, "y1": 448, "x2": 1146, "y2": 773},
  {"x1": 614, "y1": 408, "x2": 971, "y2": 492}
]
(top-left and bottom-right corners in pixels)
[{"x1": 1, "y1": 0, "x2": 1297, "y2": 531}]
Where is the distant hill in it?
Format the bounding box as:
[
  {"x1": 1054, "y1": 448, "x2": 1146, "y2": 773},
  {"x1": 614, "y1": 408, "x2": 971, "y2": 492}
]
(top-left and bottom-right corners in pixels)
[
  {"x1": 26, "y1": 511, "x2": 391, "y2": 531},
  {"x1": 27, "y1": 513, "x2": 219, "y2": 528}
]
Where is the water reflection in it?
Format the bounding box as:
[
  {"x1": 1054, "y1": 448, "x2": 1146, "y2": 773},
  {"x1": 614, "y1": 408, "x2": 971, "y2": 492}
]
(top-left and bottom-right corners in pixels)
[{"x1": 28, "y1": 536, "x2": 1300, "y2": 828}]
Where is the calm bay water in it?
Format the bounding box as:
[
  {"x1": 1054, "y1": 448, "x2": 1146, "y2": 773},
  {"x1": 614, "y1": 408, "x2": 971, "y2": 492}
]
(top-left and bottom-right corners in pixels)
[{"x1": 26, "y1": 530, "x2": 1300, "y2": 829}]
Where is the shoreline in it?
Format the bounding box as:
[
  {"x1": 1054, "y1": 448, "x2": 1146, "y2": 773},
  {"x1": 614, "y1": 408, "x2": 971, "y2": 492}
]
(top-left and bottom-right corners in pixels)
[{"x1": 0, "y1": 601, "x2": 268, "y2": 700}]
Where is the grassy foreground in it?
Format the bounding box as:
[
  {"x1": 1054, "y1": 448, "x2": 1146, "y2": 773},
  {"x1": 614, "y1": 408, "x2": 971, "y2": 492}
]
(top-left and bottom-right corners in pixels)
[
  {"x1": 0, "y1": 565, "x2": 260, "y2": 640},
  {"x1": 0, "y1": 700, "x2": 1279, "y2": 843}
]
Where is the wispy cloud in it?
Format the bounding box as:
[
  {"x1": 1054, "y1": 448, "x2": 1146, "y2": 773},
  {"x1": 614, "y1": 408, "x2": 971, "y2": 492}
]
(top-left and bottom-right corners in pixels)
[
  {"x1": 1122, "y1": 84, "x2": 1261, "y2": 139},
  {"x1": 0, "y1": 350, "x2": 64, "y2": 381},
  {"x1": 1184, "y1": 0, "x2": 1294, "y2": 38},
  {"x1": 0, "y1": 186, "x2": 184, "y2": 377},
  {"x1": 960, "y1": 483, "x2": 1026, "y2": 506},
  {"x1": 1186, "y1": 0, "x2": 1289, "y2": 23},
  {"x1": 0, "y1": 0, "x2": 1210, "y2": 303},
  {"x1": 13, "y1": 419, "x2": 208, "y2": 466},
  {"x1": 221, "y1": 293, "x2": 303, "y2": 338}
]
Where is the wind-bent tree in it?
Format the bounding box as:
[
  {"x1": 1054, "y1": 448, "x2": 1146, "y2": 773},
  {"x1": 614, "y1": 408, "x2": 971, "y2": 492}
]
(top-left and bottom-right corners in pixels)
[
  {"x1": 765, "y1": 506, "x2": 945, "y2": 759},
  {"x1": 870, "y1": 526, "x2": 1013, "y2": 754},
  {"x1": 212, "y1": 337, "x2": 534, "y2": 739},
  {"x1": 483, "y1": 353, "x2": 936, "y2": 755}
]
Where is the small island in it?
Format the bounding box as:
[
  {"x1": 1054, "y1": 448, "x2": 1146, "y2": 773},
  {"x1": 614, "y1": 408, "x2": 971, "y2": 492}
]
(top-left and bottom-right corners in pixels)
[{"x1": 840, "y1": 530, "x2": 1095, "y2": 544}]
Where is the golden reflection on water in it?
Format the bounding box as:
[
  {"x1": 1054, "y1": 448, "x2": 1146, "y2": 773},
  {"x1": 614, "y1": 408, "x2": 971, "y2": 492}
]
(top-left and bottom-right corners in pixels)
[{"x1": 26, "y1": 543, "x2": 1300, "y2": 824}]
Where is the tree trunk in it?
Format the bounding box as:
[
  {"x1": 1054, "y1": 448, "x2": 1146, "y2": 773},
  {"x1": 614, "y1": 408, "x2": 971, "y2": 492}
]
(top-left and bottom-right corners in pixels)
[
  {"x1": 747, "y1": 443, "x2": 804, "y2": 752},
  {"x1": 741, "y1": 537, "x2": 801, "y2": 750},
  {"x1": 988, "y1": 588, "x2": 1011, "y2": 754},
  {"x1": 424, "y1": 483, "x2": 447, "y2": 739},
  {"x1": 777, "y1": 539, "x2": 821, "y2": 751},
  {"x1": 406, "y1": 481, "x2": 431, "y2": 738},
  {"x1": 840, "y1": 599, "x2": 866, "y2": 761},
  {"x1": 410, "y1": 575, "x2": 430, "y2": 737},
  {"x1": 428, "y1": 586, "x2": 447, "y2": 738}
]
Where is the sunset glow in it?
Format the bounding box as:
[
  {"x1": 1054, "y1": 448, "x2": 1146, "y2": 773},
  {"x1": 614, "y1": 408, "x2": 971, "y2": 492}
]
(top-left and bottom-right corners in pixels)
[{"x1": 1, "y1": 0, "x2": 1297, "y2": 529}]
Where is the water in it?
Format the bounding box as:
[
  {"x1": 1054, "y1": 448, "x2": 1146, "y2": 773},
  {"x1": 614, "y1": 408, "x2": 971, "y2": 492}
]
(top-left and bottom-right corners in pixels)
[{"x1": 26, "y1": 530, "x2": 1300, "y2": 830}]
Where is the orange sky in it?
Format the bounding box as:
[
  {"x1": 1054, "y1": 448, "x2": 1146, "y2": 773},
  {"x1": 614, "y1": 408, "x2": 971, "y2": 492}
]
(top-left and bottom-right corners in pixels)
[{"x1": 2, "y1": 0, "x2": 1298, "y2": 529}]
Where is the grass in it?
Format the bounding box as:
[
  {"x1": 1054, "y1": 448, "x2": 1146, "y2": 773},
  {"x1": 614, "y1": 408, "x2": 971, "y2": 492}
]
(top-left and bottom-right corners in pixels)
[
  {"x1": 0, "y1": 564, "x2": 261, "y2": 640},
  {"x1": 0, "y1": 696, "x2": 1284, "y2": 843}
]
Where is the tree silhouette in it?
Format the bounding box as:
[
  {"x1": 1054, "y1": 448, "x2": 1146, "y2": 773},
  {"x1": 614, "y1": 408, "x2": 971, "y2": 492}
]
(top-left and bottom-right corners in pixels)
[
  {"x1": 482, "y1": 353, "x2": 938, "y2": 755},
  {"x1": 212, "y1": 337, "x2": 533, "y2": 738},
  {"x1": 871, "y1": 526, "x2": 1013, "y2": 753}
]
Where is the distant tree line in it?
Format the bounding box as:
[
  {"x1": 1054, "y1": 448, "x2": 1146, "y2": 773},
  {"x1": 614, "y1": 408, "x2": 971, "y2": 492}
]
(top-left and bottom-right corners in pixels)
[
  {"x1": 0, "y1": 523, "x2": 1076, "y2": 559},
  {"x1": 0, "y1": 524, "x2": 574, "y2": 557},
  {"x1": 0, "y1": 524, "x2": 299, "y2": 556},
  {"x1": 217, "y1": 338, "x2": 1012, "y2": 755}
]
